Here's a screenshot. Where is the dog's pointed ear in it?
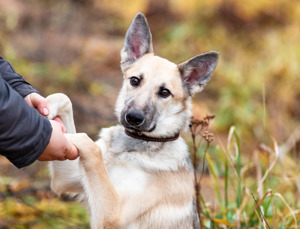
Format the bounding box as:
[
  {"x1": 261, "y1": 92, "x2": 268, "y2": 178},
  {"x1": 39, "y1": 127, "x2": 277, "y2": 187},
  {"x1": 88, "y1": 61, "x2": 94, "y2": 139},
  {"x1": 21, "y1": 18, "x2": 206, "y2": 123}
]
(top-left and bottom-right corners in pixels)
[
  {"x1": 178, "y1": 51, "x2": 219, "y2": 95},
  {"x1": 121, "y1": 12, "x2": 153, "y2": 71}
]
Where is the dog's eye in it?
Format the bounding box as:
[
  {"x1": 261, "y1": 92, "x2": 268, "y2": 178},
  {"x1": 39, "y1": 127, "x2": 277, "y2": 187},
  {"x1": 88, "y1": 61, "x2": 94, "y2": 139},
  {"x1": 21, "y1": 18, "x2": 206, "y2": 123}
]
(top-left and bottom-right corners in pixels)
[
  {"x1": 130, "y1": 77, "x2": 140, "y2": 87},
  {"x1": 159, "y1": 88, "x2": 171, "y2": 98}
]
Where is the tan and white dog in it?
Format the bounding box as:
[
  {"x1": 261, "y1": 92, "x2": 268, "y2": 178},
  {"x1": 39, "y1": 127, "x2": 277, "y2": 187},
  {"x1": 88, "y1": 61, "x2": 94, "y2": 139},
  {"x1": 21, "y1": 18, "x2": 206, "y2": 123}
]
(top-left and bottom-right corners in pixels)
[{"x1": 46, "y1": 12, "x2": 219, "y2": 229}]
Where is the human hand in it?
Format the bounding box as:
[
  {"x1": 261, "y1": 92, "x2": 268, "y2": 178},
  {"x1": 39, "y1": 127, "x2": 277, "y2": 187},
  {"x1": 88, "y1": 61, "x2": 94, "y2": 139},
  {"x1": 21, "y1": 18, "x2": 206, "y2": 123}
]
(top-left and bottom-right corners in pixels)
[
  {"x1": 25, "y1": 93, "x2": 68, "y2": 133},
  {"x1": 38, "y1": 120, "x2": 79, "y2": 161},
  {"x1": 24, "y1": 92, "x2": 49, "y2": 116}
]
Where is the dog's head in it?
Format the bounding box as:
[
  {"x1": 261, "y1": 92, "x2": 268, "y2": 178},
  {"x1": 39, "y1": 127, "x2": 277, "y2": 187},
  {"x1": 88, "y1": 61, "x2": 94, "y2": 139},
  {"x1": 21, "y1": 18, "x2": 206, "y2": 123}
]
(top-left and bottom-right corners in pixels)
[{"x1": 115, "y1": 12, "x2": 219, "y2": 137}]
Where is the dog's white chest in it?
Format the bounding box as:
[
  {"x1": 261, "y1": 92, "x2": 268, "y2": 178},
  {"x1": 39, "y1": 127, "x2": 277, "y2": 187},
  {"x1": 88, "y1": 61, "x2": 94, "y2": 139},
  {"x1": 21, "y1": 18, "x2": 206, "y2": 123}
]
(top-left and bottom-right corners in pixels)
[{"x1": 108, "y1": 165, "x2": 148, "y2": 194}]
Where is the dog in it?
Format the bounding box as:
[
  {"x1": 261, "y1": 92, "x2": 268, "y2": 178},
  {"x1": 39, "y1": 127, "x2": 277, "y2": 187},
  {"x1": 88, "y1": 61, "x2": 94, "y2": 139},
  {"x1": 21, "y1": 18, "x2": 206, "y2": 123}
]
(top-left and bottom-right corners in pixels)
[{"x1": 46, "y1": 12, "x2": 219, "y2": 229}]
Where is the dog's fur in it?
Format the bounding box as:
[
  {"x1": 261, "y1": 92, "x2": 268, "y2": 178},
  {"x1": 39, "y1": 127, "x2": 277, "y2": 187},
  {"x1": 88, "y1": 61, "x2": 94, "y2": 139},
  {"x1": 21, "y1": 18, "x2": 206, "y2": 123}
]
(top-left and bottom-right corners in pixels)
[{"x1": 46, "y1": 12, "x2": 218, "y2": 229}]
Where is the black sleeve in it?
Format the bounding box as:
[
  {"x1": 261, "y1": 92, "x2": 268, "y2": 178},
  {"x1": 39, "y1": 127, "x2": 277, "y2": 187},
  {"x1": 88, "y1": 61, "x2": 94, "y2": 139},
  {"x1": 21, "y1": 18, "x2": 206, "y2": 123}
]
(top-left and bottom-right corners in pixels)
[
  {"x1": 0, "y1": 56, "x2": 39, "y2": 98},
  {"x1": 0, "y1": 76, "x2": 52, "y2": 168}
]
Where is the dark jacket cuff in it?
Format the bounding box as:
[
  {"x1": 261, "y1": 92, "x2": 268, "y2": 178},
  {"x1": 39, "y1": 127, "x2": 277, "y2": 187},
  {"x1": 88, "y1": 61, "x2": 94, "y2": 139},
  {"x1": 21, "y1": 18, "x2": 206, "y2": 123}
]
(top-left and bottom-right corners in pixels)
[
  {"x1": 0, "y1": 78, "x2": 52, "y2": 168},
  {"x1": 5, "y1": 119, "x2": 52, "y2": 168},
  {"x1": 0, "y1": 56, "x2": 39, "y2": 98}
]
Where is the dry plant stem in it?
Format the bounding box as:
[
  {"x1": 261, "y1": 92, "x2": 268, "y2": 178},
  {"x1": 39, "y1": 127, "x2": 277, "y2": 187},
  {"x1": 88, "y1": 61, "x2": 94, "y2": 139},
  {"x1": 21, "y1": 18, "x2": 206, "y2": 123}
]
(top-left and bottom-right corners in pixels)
[
  {"x1": 257, "y1": 145, "x2": 278, "y2": 194},
  {"x1": 279, "y1": 126, "x2": 300, "y2": 160},
  {"x1": 190, "y1": 115, "x2": 215, "y2": 227},
  {"x1": 199, "y1": 142, "x2": 211, "y2": 185},
  {"x1": 254, "y1": 150, "x2": 263, "y2": 199},
  {"x1": 251, "y1": 192, "x2": 271, "y2": 229},
  {"x1": 274, "y1": 193, "x2": 297, "y2": 229},
  {"x1": 191, "y1": 127, "x2": 202, "y2": 226}
]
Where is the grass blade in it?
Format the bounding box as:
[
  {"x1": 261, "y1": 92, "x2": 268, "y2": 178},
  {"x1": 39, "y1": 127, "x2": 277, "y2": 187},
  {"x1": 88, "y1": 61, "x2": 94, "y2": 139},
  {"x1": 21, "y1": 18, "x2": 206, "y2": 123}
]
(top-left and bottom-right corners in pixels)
[{"x1": 206, "y1": 152, "x2": 224, "y2": 215}]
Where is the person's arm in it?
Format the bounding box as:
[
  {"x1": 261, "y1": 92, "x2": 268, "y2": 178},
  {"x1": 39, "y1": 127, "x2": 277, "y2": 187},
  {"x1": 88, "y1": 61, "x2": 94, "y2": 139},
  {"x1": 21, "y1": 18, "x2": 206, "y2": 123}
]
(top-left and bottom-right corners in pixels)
[
  {"x1": 0, "y1": 76, "x2": 52, "y2": 168},
  {"x1": 0, "y1": 57, "x2": 79, "y2": 168},
  {"x1": 0, "y1": 56, "x2": 38, "y2": 98},
  {"x1": 0, "y1": 77, "x2": 79, "y2": 168},
  {"x1": 0, "y1": 57, "x2": 50, "y2": 116}
]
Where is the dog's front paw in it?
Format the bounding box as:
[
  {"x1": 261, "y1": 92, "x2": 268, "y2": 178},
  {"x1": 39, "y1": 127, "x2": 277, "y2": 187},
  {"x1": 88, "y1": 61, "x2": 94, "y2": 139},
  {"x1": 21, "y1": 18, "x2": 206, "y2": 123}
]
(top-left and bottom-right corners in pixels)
[
  {"x1": 66, "y1": 133, "x2": 102, "y2": 163},
  {"x1": 46, "y1": 93, "x2": 76, "y2": 133},
  {"x1": 46, "y1": 93, "x2": 72, "y2": 120}
]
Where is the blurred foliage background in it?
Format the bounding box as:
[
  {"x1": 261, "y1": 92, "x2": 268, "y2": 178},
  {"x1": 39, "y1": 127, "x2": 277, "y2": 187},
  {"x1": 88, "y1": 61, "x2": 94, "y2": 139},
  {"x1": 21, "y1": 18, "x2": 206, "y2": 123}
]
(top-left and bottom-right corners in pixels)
[{"x1": 0, "y1": 0, "x2": 300, "y2": 228}]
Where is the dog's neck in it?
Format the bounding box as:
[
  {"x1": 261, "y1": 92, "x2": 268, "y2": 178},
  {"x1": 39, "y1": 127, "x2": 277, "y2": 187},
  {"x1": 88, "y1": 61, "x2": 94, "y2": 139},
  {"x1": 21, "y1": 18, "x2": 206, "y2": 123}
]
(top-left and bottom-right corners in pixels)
[{"x1": 124, "y1": 129, "x2": 180, "y2": 142}]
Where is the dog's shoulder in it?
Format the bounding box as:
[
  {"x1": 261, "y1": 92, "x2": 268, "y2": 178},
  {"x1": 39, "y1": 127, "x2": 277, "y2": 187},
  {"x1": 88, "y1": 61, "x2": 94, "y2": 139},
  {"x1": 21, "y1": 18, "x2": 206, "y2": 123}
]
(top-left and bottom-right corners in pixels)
[
  {"x1": 96, "y1": 125, "x2": 121, "y2": 147},
  {"x1": 94, "y1": 125, "x2": 121, "y2": 162}
]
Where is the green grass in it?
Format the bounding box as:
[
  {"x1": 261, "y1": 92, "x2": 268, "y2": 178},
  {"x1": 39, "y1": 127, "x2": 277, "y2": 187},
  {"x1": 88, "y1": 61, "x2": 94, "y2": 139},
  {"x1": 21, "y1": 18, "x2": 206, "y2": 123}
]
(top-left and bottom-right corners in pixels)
[
  {"x1": 1, "y1": 0, "x2": 300, "y2": 228},
  {"x1": 0, "y1": 195, "x2": 89, "y2": 228},
  {"x1": 191, "y1": 121, "x2": 300, "y2": 228}
]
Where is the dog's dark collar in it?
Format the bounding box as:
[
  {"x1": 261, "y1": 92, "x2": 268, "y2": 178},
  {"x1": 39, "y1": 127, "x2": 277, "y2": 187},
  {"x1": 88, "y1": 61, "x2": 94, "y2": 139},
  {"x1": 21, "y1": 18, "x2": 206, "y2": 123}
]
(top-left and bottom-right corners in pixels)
[{"x1": 125, "y1": 129, "x2": 180, "y2": 142}]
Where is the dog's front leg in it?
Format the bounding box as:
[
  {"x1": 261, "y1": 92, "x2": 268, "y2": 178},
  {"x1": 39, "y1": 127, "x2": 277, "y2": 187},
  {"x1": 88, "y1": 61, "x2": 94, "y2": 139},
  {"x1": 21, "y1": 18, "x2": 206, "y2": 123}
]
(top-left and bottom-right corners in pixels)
[
  {"x1": 46, "y1": 93, "x2": 83, "y2": 196},
  {"x1": 46, "y1": 93, "x2": 76, "y2": 133},
  {"x1": 66, "y1": 133, "x2": 120, "y2": 229}
]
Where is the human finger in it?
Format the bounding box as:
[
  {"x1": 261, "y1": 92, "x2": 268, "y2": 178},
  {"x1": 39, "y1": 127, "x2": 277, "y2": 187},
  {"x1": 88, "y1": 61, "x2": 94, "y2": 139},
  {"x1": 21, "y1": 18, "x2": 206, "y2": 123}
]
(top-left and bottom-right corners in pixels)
[
  {"x1": 33, "y1": 94, "x2": 49, "y2": 116},
  {"x1": 38, "y1": 120, "x2": 71, "y2": 161},
  {"x1": 53, "y1": 116, "x2": 67, "y2": 133},
  {"x1": 65, "y1": 142, "x2": 79, "y2": 160},
  {"x1": 27, "y1": 93, "x2": 49, "y2": 116}
]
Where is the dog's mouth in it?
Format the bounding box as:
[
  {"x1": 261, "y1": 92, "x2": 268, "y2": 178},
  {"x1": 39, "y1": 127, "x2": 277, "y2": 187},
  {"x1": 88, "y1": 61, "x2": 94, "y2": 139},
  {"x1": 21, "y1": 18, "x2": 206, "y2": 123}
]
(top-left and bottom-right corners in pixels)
[{"x1": 125, "y1": 124, "x2": 156, "y2": 134}]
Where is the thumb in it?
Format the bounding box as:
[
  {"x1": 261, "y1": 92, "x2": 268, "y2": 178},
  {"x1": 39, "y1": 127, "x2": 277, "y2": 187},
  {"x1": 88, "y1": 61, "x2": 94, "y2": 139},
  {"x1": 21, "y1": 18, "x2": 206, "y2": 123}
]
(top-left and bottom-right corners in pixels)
[
  {"x1": 31, "y1": 93, "x2": 49, "y2": 116},
  {"x1": 36, "y1": 98, "x2": 49, "y2": 117},
  {"x1": 53, "y1": 117, "x2": 67, "y2": 133},
  {"x1": 65, "y1": 142, "x2": 79, "y2": 160}
]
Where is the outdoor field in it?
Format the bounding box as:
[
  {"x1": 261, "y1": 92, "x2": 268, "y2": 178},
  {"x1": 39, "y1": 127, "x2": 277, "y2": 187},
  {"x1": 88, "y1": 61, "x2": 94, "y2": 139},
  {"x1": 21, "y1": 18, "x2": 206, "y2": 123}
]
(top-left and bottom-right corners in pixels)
[{"x1": 0, "y1": 0, "x2": 300, "y2": 228}]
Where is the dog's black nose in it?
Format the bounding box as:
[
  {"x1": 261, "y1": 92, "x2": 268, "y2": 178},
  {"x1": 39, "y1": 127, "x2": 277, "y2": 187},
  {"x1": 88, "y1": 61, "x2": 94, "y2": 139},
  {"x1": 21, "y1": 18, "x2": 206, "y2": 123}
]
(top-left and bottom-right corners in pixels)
[{"x1": 126, "y1": 110, "x2": 145, "y2": 126}]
